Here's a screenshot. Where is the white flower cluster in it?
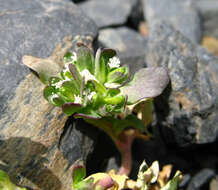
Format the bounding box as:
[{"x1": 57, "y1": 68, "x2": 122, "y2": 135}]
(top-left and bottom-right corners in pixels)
[
  {"x1": 108, "y1": 56, "x2": 120, "y2": 68},
  {"x1": 74, "y1": 95, "x2": 82, "y2": 104},
  {"x1": 63, "y1": 52, "x2": 77, "y2": 74},
  {"x1": 80, "y1": 69, "x2": 97, "y2": 82}
]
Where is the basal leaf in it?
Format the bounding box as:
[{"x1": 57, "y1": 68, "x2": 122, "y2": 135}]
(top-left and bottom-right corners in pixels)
[
  {"x1": 62, "y1": 102, "x2": 83, "y2": 115},
  {"x1": 22, "y1": 56, "x2": 62, "y2": 85},
  {"x1": 120, "y1": 67, "x2": 169, "y2": 104}
]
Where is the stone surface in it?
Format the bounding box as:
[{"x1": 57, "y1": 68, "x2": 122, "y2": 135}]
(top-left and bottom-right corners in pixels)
[
  {"x1": 143, "y1": 0, "x2": 202, "y2": 43},
  {"x1": 145, "y1": 22, "x2": 218, "y2": 146},
  {"x1": 192, "y1": 0, "x2": 218, "y2": 38},
  {"x1": 0, "y1": 0, "x2": 97, "y2": 189},
  {"x1": 79, "y1": 0, "x2": 138, "y2": 28},
  {"x1": 98, "y1": 27, "x2": 147, "y2": 77},
  {"x1": 186, "y1": 168, "x2": 215, "y2": 190}
]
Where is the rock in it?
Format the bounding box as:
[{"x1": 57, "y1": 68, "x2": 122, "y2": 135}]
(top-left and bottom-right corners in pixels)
[
  {"x1": 0, "y1": 0, "x2": 97, "y2": 189},
  {"x1": 192, "y1": 0, "x2": 218, "y2": 38},
  {"x1": 145, "y1": 22, "x2": 218, "y2": 146},
  {"x1": 186, "y1": 168, "x2": 215, "y2": 190},
  {"x1": 59, "y1": 117, "x2": 100, "y2": 170},
  {"x1": 143, "y1": 0, "x2": 202, "y2": 43},
  {"x1": 79, "y1": 0, "x2": 138, "y2": 28},
  {"x1": 98, "y1": 26, "x2": 147, "y2": 77}
]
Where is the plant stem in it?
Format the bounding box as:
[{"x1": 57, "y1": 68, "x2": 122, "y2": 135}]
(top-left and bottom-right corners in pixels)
[{"x1": 117, "y1": 130, "x2": 136, "y2": 175}]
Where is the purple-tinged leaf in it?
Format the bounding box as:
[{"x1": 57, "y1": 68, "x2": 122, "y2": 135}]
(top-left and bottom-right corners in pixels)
[
  {"x1": 68, "y1": 63, "x2": 81, "y2": 91},
  {"x1": 22, "y1": 56, "x2": 62, "y2": 85},
  {"x1": 95, "y1": 175, "x2": 114, "y2": 190},
  {"x1": 74, "y1": 113, "x2": 101, "y2": 120},
  {"x1": 120, "y1": 67, "x2": 169, "y2": 104},
  {"x1": 62, "y1": 102, "x2": 82, "y2": 116}
]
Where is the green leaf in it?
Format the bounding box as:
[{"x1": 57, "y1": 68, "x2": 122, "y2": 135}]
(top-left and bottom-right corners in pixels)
[
  {"x1": 104, "y1": 95, "x2": 125, "y2": 105},
  {"x1": 0, "y1": 170, "x2": 26, "y2": 190},
  {"x1": 161, "y1": 171, "x2": 182, "y2": 190},
  {"x1": 68, "y1": 63, "x2": 82, "y2": 92},
  {"x1": 62, "y1": 103, "x2": 83, "y2": 115},
  {"x1": 63, "y1": 52, "x2": 73, "y2": 64},
  {"x1": 107, "y1": 66, "x2": 129, "y2": 85},
  {"x1": 95, "y1": 48, "x2": 116, "y2": 84},
  {"x1": 72, "y1": 165, "x2": 86, "y2": 185},
  {"x1": 73, "y1": 178, "x2": 94, "y2": 190},
  {"x1": 112, "y1": 114, "x2": 145, "y2": 135},
  {"x1": 58, "y1": 81, "x2": 76, "y2": 101},
  {"x1": 120, "y1": 67, "x2": 169, "y2": 104},
  {"x1": 76, "y1": 46, "x2": 95, "y2": 74},
  {"x1": 43, "y1": 86, "x2": 65, "y2": 107},
  {"x1": 22, "y1": 56, "x2": 62, "y2": 85}
]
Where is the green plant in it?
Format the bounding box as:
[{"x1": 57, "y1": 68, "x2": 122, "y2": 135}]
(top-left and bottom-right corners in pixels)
[
  {"x1": 23, "y1": 43, "x2": 169, "y2": 175},
  {"x1": 71, "y1": 161, "x2": 182, "y2": 190},
  {"x1": 0, "y1": 170, "x2": 26, "y2": 190}
]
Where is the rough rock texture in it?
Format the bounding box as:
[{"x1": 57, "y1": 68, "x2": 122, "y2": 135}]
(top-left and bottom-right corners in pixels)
[
  {"x1": 186, "y1": 168, "x2": 215, "y2": 190},
  {"x1": 143, "y1": 0, "x2": 202, "y2": 43},
  {"x1": 192, "y1": 0, "x2": 218, "y2": 38},
  {"x1": 79, "y1": 0, "x2": 138, "y2": 28},
  {"x1": 0, "y1": 0, "x2": 97, "y2": 189},
  {"x1": 145, "y1": 22, "x2": 218, "y2": 146},
  {"x1": 98, "y1": 27, "x2": 147, "y2": 77}
]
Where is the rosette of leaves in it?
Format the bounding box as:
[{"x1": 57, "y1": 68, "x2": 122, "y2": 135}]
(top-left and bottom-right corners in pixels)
[
  {"x1": 23, "y1": 44, "x2": 169, "y2": 175},
  {"x1": 0, "y1": 170, "x2": 26, "y2": 190},
  {"x1": 70, "y1": 161, "x2": 182, "y2": 190}
]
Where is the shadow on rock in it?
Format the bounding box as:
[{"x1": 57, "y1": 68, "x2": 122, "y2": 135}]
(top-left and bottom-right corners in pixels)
[{"x1": 0, "y1": 137, "x2": 62, "y2": 190}]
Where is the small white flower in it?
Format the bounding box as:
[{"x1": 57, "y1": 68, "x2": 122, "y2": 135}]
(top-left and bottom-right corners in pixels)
[
  {"x1": 87, "y1": 91, "x2": 96, "y2": 101},
  {"x1": 80, "y1": 69, "x2": 97, "y2": 82},
  {"x1": 52, "y1": 79, "x2": 70, "y2": 89},
  {"x1": 50, "y1": 93, "x2": 59, "y2": 100},
  {"x1": 71, "y1": 52, "x2": 77, "y2": 62},
  {"x1": 108, "y1": 56, "x2": 120, "y2": 68},
  {"x1": 74, "y1": 95, "x2": 82, "y2": 104}
]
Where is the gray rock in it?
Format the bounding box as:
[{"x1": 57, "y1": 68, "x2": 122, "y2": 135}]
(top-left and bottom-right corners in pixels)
[
  {"x1": 0, "y1": 0, "x2": 97, "y2": 189},
  {"x1": 145, "y1": 22, "x2": 218, "y2": 146},
  {"x1": 79, "y1": 0, "x2": 138, "y2": 28},
  {"x1": 187, "y1": 168, "x2": 215, "y2": 190},
  {"x1": 98, "y1": 27, "x2": 147, "y2": 77},
  {"x1": 192, "y1": 0, "x2": 218, "y2": 38},
  {"x1": 143, "y1": 0, "x2": 202, "y2": 43}
]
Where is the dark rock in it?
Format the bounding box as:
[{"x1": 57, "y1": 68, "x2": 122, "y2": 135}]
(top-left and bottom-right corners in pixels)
[
  {"x1": 79, "y1": 0, "x2": 138, "y2": 28},
  {"x1": 143, "y1": 0, "x2": 202, "y2": 43},
  {"x1": 145, "y1": 22, "x2": 218, "y2": 146},
  {"x1": 59, "y1": 117, "x2": 100, "y2": 169},
  {"x1": 192, "y1": 0, "x2": 218, "y2": 38},
  {"x1": 98, "y1": 27, "x2": 147, "y2": 77},
  {"x1": 0, "y1": 0, "x2": 97, "y2": 189},
  {"x1": 186, "y1": 168, "x2": 215, "y2": 190}
]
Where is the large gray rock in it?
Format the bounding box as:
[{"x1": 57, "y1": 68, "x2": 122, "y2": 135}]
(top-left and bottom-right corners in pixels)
[
  {"x1": 143, "y1": 0, "x2": 202, "y2": 43},
  {"x1": 145, "y1": 22, "x2": 218, "y2": 146},
  {"x1": 98, "y1": 27, "x2": 147, "y2": 77},
  {"x1": 192, "y1": 0, "x2": 218, "y2": 38},
  {"x1": 79, "y1": 0, "x2": 138, "y2": 28},
  {"x1": 0, "y1": 0, "x2": 98, "y2": 189}
]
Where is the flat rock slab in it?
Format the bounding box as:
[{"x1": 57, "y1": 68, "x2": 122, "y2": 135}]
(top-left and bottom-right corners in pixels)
[
  {"x1": 143, "y1": 0, "x2": 202, "y2": 43},
  {"x1": 0, "y1": 0, "x2": 97, "y2": 189},
  {"x1": 98, "y1": 26, "x2": 147, "y2": 76},
  {"x1": 79, "y1": 0, "x2": 137, "y2": 28},
  {"x1": 145, "y1": 22, "x2": 218, "y2": 146}
]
